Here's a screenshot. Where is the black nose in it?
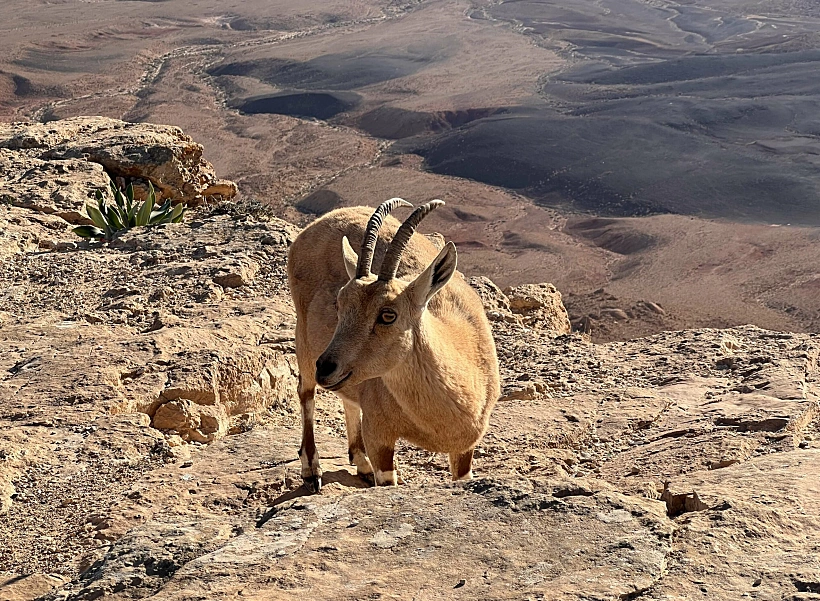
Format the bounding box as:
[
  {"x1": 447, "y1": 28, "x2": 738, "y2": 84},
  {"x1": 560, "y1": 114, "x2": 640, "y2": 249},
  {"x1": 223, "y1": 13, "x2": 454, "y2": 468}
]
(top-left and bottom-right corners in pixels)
[{"x1": 315, "y1": 357, "x2": 337, "y2": 382}]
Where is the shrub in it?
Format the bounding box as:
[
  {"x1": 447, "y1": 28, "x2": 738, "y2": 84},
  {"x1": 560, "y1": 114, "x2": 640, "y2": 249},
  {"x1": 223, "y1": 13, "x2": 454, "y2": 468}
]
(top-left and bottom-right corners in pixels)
[{"x1": 73, "y1": 180, "x2": 185, "y2": 240}]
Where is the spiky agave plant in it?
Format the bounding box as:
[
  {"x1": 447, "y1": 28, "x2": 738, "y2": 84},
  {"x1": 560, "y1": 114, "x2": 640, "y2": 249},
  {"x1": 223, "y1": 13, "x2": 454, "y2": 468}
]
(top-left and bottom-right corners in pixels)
[{"x1": 73, "y1": 180, "x2": 185, "y2": 241}]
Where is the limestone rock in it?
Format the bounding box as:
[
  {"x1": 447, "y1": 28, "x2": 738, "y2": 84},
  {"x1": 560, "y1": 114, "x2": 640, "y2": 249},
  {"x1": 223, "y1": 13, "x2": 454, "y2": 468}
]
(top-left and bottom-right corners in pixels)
[
  {"x1": 469, "y1": 275, "x2": 510, "y2": 313},
  {"x1": 470, "y1": 276, "x2": 573, "y2": 333},
  {"x1": 152, "y1": 399, "x2": 228, "y2": 444},
  {"x1": 212, "y1": 258, "x2": 259, "y2": 288},
  {"x1": 0, "y1": 149, "x2": 113, "y2": 224},
  {"x1": 505, "y1": 282, "x2": 572, "y2": 335},
  {"x1": 0, "y1": 573, "x2": 68, "y2": 601},
  {"x1": 660, "y1": 481, "x2": 709, "y2": 517},
  {"x1": 202, "y1": 179, "x2": 238, "y2": 200},
  {"x1": 151, "y1": 347, "x2": 297, "y2": 442},
  {"x1": 48, "y1": 470, "x2": 671, "y2": 601},
  {"x1": 0, "y1": 204, "x2": 75, "y2": 259},
  {"x1": 0, "y1": 117, "x2": 237, "y2": 206},
  {"x1": 469, "y1": 275, "x2": 522, "y2": 323}
]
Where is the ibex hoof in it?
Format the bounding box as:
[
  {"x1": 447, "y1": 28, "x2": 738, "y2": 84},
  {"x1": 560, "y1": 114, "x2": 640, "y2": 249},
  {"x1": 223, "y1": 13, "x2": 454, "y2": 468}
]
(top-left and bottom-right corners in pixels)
[
  {"x1": 303, "y1": 475, "x2": 322, "y2": 494},
  {"x1": 357, "y1": 471, "x2": 375, "y2": 487},
  {"x1": 374, "y1": 470, "x2": 398, "y2": 486}
]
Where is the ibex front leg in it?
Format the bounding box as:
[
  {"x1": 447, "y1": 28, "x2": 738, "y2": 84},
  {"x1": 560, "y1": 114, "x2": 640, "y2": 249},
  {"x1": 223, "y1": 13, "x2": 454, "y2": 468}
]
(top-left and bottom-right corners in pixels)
[
  {"x1": 342, "y1": 399, "x2": 374, "y2": 485},
  {"x1": 297, "y1": 374, "x2": 322, "y2": 493},
  {"x1": 360, "y1": 397, "x2": 400, "y2": 486}
]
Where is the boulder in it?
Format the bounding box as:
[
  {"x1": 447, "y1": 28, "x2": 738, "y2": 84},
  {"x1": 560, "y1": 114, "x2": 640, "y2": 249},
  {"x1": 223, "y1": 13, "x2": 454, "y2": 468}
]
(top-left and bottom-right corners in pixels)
[
  {"x1": 152, "y1": 399, "x2": 229, "y2": 444},
  {"x1": 469, "y1": 275, "x2": 515, "y2": 323},
  {"x1": 0, "y1": 149, "x2": 112, "y2": 224},
  {"x1": 0, "y1": 117, "x2": 237, "y2": 207},
  {"x1": 505, "y1": 282, "x2": 572, "y2": 335},
  {"x1": 212, "y1": 258, "x2": 259, "y2": 289},
  {"x1": 470, "y1": 277, "x2": 572, "y2": 335}
]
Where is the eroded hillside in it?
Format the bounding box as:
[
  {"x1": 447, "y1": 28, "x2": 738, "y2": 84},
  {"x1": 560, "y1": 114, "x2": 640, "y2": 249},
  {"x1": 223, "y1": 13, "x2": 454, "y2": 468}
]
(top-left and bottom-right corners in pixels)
[
  {"x1": 4, "y1": 0, "x2": 820, "y2": 343},
  {"x1": 0, "y1": 118, "x2": 819, "y2": 601}
]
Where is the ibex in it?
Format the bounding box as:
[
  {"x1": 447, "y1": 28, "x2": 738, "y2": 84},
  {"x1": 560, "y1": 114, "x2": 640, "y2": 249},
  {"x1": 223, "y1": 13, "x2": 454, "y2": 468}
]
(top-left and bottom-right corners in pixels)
[{"x1": 287, "y1": 198, "x2": 500, "y2": 492}]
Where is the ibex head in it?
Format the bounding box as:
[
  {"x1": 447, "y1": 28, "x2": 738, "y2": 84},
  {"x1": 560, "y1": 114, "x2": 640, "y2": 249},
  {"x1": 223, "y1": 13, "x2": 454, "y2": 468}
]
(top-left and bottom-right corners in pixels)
[{"x1": 315, "y1": 199, "x2": 457, "y2": 390}]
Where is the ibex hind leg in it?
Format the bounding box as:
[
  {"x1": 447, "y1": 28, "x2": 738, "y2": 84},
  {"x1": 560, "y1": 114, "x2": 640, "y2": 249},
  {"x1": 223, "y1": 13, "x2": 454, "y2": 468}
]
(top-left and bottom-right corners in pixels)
[
  {"x1": 297, "y1": 374, "x2": 322, "y2": 493},
  {"x1": 342, "y1": 399, "x2": 374, "y2": 485},
  {"x1": 449, "y1": 448, "x2": 475, "y2": 482}
]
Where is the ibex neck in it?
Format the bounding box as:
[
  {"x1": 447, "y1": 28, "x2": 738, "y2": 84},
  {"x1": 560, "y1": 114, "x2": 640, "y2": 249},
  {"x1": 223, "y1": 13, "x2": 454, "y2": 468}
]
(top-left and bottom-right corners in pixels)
[{"x1": 382, "y1": 311, "x2": 481, "y2": 438}]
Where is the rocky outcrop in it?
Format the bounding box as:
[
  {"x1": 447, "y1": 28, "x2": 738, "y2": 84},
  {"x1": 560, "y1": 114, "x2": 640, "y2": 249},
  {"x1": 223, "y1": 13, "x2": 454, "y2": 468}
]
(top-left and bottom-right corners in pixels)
[
  {"x1": 469, "y1": 275, "x2": 512, "y2": 316},
  {"x1": 505, "y1": 282, "x2": 572, "y2": 334},
  {"x1": 0, "y1": 119, "x2": 818, "y2": 601},
  {"x1": 0, "y1": 119, "x2": 282, "y2": 523},
  {"x1": 470, "y1": 276, "x2": 572, "y2": 335},
  {"x1": 0, "y1": 209, "x2": 300, "y2": 450},
  {"x1": 0, "y1": 204, "x2": 74, "y2": 258},
  {"x1": 0, "y1": 150, "x2": 113, "y2": 224},
  {"x1": 0, "y1": 117, "x2": 237, "y2": 213},
  {"x1": 52, "y1": 473, "x2": 672, "y2": 601}
]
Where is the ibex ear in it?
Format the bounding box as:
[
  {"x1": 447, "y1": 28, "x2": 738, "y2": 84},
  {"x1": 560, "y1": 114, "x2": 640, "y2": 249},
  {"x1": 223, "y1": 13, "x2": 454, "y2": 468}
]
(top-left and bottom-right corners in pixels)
[
  {"x1": 408, "y1": 241, "x2": 457, "y2": 307},
  {"x1": 341, "y1": 236, "x2": 358, "y2": 280}
]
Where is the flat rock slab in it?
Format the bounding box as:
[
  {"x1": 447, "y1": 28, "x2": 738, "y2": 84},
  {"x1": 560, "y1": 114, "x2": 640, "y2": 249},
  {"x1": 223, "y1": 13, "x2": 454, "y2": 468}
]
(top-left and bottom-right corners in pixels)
[
  {"x1": 654, "y1": 450, "x2": 820, "y2": 600},
  {"x1": 59, "y1": 479, "x2": 671, "y2": 601},
  {"x1": 0, "y1": 574, "x2": 68, "y2": 601},
  {"x1": 0, "y1": 149, "x2": 112, "y2": 224}
]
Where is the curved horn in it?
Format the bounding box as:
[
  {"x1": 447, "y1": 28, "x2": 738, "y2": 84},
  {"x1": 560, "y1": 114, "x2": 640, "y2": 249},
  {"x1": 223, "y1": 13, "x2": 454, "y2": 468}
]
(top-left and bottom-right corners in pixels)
[
  {"x1": 357, "y1": 198, "x2": 413, "y2": 278},
  {"x1": 378, "y1": 200, "x2": 445, "y2": 281}
]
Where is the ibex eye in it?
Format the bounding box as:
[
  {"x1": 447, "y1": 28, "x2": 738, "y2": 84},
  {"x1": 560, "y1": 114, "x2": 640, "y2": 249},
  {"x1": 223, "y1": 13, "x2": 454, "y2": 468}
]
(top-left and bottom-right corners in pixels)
[{"x1": 378, "y1": 309, "x2": 397, "y2": 325}]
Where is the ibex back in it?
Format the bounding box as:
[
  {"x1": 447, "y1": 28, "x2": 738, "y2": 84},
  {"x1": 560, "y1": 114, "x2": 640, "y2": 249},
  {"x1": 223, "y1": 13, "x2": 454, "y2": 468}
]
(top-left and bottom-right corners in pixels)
[{"x1": 287, "y1": 199, "x2": 500, "y2": 492}]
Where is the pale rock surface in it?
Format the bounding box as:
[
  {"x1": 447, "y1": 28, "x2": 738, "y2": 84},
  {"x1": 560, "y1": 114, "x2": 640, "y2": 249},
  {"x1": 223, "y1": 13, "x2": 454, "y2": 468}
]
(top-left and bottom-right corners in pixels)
[
  {"x1": 469, "y1": 275, "x2": 512, "y2": 317},
  {"x1": 0, "y1": 122, "x2": 818, "y2": 601},
  {"x1": 0, "y1": 574, "x2": 69, "y2": 601},
  {"x1": 0, "y1": 149, "x2": 113, "y2": 224},
  {"x1": 470, "y1": 277, "x2": 572, "y2": 336},
  {"x1": 505, "y1": 282, "x2": 572, "y2": 334},
  {"x1": 0, "y1": 204, "x2": 76, "y2": 259},
  {"x1": 0, "y1": 117, "x2": 237, "y2": 207}
]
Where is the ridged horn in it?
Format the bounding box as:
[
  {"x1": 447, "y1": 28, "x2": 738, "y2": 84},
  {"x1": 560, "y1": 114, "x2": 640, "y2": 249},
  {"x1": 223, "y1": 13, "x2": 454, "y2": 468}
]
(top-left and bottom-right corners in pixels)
[
  {"x1": 357, "y1": 198, "x2": 413, "y2": 278},
  {"x1": 378, "y1": 200, "x2": 445, "y2": 281}
]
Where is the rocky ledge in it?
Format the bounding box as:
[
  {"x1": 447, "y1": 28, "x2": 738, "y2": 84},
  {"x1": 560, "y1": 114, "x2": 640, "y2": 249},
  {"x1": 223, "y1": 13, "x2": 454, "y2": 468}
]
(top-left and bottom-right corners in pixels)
[
  {"x1": 0, "y1": 117, "x2": 818, "y2": 601},
  {"x1": 0, "y1": 117, "x2": 237, "y2": 226}
]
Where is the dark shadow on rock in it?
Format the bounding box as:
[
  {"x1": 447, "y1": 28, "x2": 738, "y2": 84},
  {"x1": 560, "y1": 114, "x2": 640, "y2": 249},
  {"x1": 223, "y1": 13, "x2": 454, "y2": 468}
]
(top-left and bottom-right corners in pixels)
[
  {"x1": 323, "y1": 468, "x2": 371, "y2": 489},
  {"x1": 260, "y1": 469, "x2": 371, "y2": 517}
]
